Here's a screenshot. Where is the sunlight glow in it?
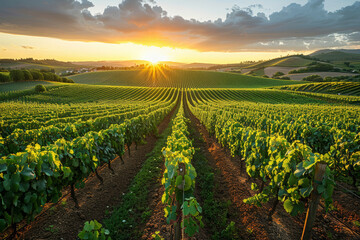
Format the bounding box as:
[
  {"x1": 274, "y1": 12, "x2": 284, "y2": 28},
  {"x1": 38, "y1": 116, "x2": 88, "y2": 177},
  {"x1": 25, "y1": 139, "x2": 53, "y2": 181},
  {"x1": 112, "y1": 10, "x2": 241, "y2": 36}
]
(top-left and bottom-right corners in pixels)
[{"x1": 140, "y1": 47, "x2": 170, "y2": 64}]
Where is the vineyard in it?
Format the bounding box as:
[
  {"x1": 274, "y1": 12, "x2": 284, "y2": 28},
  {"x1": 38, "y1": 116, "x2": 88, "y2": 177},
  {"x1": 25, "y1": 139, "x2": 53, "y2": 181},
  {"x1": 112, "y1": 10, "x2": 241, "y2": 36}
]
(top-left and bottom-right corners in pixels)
[
  {"x1": 70, "y1": 67, "x2": 305, "y2": 88},
  {"x1": 276, "y1": 82, "x2": 360, "y2": 96},
  {"x1": 0, "y1": 76, "x2": 360, "y2": 240}
]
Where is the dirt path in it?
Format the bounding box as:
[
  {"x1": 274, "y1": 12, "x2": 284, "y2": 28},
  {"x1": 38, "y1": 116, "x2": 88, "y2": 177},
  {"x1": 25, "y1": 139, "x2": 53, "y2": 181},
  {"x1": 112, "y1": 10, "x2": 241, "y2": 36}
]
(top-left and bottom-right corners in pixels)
[
  {"x1": 11, "y1": 105, "x2": 177, "y2": 240},
  {"x1": 183, "y1": 101, "x2": 360, "y2": 240}
]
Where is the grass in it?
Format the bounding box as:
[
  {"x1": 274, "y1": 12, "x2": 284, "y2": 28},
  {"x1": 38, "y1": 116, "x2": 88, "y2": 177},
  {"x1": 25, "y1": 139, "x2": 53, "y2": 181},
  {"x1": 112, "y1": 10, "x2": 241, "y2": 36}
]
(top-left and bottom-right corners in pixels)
[
  {"x1": 0, "y1": 80, "x2": 56, "y2": 93},
  {"x1": 103, "y1": 107, "x2": 177, "y2": 240},
  {"x1": 191, "y1": 136, "x2": 238, "y2": 239},
  {"x1": 70, "y1": 68, "x2": 305, "y2": 88},
  {"x1": 273, "y1": 57, "x2": 313, "y2": 67},
  {"x1": 0, "y1": 72, "x2": 9, "y2": 76},
  {"x1": 314, "y1": 51, "x2": 360, "y2": 62}
]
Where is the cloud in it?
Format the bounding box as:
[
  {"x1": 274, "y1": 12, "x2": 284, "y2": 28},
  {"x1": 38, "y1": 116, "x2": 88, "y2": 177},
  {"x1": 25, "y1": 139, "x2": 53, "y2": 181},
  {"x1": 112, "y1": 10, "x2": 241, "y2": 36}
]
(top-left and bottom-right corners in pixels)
[
  {"x1": 21, "y1": 45, "x2": 35, "y2": 49},
  {"x1": 2, "y1": 48, "x2": 6, "y2": 51},
  {"x1": 0, "y1": 0, "x2": 359, "y2": 51}
]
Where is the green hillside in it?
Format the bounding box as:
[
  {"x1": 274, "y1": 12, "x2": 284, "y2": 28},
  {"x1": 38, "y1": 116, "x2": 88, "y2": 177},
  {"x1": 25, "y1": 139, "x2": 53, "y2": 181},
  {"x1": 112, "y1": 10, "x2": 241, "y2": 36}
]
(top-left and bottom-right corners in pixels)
[
  {"x1": 70, "y1": 68, "x2": 305, "y2": 88},
  {"x1": 313, "y1": 51, "x2": 360, "y2": 61},
  {"x1": 0, "y1": 72, "x2": 9, "y2": 76},
  {"x1": 275, "y1": 82, "x2": 360, "y2": 96},
  {"x1": 0, "y1": 81, "x2": 57, "y2": 93},
  {"x1": 246, "y1": 56, "x2": 312, "y2": 69}
]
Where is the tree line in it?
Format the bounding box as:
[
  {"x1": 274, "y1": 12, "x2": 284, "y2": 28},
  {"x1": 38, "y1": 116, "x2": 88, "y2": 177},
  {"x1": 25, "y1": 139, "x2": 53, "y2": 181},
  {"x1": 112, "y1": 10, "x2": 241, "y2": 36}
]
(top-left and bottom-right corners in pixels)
[{"x1": 0, "y1": 69, "x2": 74, "y2": 83}]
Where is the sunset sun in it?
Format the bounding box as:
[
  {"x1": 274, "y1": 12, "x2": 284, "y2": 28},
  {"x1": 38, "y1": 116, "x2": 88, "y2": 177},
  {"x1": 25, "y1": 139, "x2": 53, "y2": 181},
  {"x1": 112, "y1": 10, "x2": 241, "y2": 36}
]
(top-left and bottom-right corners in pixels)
[{"x1": 141, "y1": 48, "x2": 170, "y2": 64}]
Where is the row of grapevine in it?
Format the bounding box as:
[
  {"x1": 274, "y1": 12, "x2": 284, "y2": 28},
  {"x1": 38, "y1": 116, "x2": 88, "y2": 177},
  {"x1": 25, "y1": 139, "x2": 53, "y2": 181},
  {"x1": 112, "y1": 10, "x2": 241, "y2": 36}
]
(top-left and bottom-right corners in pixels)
[
  {"x1": 277, "y1": 82, "x2": 360, "y2": 96},
  {"x1": 161, "y1": 97, "x2": 202, "y2": 238},
  {"x1": 1, "y1": 101, "x2": 173, "y2": 156},
  {"x1": 188, "y1": 98, "x2": 335, "y2": 218},
  {"x1": 191, "y1": 98, "x2": 360, "y2": 186},
  {"x1": 0, "y1": 98, "x2": 176, "y2": 233}
]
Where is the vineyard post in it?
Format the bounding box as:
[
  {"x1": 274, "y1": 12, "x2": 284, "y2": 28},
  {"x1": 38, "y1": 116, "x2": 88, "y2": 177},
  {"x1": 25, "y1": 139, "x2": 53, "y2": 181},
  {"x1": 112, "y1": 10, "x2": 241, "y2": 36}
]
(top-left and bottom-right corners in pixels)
[
  {"x1": 301, "y1": 162, "x2": 327, "y2": 240},
  {"x1": 174, "y1": 162, "x2": 186, "y2": 240}
]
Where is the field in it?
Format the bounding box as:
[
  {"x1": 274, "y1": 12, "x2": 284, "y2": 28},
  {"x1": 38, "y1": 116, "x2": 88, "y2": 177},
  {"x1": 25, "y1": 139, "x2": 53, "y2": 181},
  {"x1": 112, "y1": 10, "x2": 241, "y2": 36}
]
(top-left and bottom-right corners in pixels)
[
  {"x1": 283, "y1": 72, "x2": 358, "y2": 80},
  {"x1": 0, "y1": 80, "x2": 57, "y2": 93},
  {"x1": 1, "y1": 70, "x2": 360, "y2": 240},
  {"x1": 70, "y1": 67, "x2": 306, "y2": 88},
  {"x1": 276, "y1": 82, "x2": 360, "y2": 96}
]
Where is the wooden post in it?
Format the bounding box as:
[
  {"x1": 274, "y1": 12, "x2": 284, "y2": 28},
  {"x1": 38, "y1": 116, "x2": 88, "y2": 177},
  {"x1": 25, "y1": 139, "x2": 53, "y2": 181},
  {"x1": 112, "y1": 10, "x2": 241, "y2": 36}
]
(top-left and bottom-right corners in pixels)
[
  {"x1": 301, "y1": 162, "x2": 327, "y2": 240},
  {"x1": 174, "y1": 162, "x2": 186, "y2": 240}
]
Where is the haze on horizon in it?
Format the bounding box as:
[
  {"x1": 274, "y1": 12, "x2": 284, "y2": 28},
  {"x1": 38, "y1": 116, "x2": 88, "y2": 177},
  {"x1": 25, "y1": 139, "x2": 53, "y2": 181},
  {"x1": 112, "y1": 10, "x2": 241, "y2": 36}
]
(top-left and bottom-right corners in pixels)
[{"x1": 0, "y1": 0, "x2": 360, "y2": 63}]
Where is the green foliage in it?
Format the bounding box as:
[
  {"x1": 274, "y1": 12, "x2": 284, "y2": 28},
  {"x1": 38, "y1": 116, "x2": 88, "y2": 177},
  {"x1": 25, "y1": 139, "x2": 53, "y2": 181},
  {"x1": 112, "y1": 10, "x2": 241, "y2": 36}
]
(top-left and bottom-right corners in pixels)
[
  {"x1": 70, "y1": 68, "x2": 304, "y2": 88},
  {"x1": 10, "y1": 70, "x2": 25, "y2": 81},
  {"x1": 152, "y1": 231, "x2": 164, "y2": 240},
  {"x1": 162, "y1": 102, "x2": 202, "y2": 237},
  {"x1": 23, "y1": 70, "x2": 33, "y2": 80},
  {"x1": 103, "y1": 105, "x2": 177, "y2": 239},
  {"x1": 35, "y1": 84, "x2": 46, "y2": 92},
  {"x1": 0, "y1": 87, "x2": 178, "y2": 233},
  {"x1": 189, "y1": 91, "x2": 340, "y2": 217},
  {"x1": 302, "y1": 75, "x2": 324, "y2": 82},
  {"x1": 0, "y1": 73, "x2": 11, "y2": 82},
  {"x1": 30, "y1": 70, "x2": 44, "y2": 80},
  {"x1": 272, "y1": 71, "x2": 285, "y2": 78},
  {"x1": 78, "y1": 220, "x2": 111, "y2": 240},
  {"x1": 289, "y1": 63, "x2": 334, "y2": 74},
  {"x1": 277, "y1": 82, "x2": 360, "y2": 96}
]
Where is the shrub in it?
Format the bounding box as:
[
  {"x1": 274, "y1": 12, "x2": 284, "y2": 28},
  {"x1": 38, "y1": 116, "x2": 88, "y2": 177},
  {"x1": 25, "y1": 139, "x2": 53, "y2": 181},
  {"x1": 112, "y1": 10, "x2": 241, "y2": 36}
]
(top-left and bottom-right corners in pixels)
[
  {"x1": 262, "y1": 75, "x2": 269, "y2": 78},
  {"x1": 302, "y1": 75, "x2": 323, "y2": 82},
  {"x1": 9, "y1": 70, "x2": 25, "y2": 81},
  {"x1": 272, "y1": 72, "x2": 285, "y2": 78},
  {"x1": 35, "y1": 84, "x2": 46, "y2": 92},
  {"x1": 62, "y1": 77, "x2": 74, "y2": 83}
]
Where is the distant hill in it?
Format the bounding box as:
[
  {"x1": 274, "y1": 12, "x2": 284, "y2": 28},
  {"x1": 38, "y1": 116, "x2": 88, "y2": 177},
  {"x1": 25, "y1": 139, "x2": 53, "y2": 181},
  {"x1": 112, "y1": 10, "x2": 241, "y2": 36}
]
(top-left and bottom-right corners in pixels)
[
  {"x1": 70, "y1": 68, "x2": 305, "y2": 88},
  {"x1": 71, "y1": 60, "x2": 150, "y2": 68},
  {"x1": 309, "y1": 51, "x2": 360, "y2": 62},
  {"x1": 0, "y1": 58, "x2": 87, "y2": 73},
  {"x1": 310, "y1": 49, "x2": 360, "y2": 56},
  {"x1": 71, "y1": 60, "x2": 218, "y2": 69}
]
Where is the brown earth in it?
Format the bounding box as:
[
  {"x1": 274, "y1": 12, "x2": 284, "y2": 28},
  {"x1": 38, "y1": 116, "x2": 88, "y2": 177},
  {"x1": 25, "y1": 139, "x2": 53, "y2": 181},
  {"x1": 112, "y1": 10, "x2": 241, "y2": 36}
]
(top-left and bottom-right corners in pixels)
[
  {"x1": 4, "y1": 105, "x2": 177, "y2": 240},
  {"x1": 183, "y1": 99, "x2": 360, "y2": 240}
]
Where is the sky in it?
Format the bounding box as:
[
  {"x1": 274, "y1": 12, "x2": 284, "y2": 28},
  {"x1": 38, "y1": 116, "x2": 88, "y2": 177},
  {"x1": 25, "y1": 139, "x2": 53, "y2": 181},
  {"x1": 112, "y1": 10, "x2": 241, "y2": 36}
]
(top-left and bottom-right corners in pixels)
[{"x1": 0, "y1": 0, "x2": 359, "y2": 63}]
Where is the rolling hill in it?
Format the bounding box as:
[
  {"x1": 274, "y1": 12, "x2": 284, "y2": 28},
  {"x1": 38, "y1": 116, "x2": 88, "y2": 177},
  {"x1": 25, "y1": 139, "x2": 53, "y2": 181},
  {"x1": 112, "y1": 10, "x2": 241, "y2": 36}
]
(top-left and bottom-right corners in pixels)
[
  {"x1": 70, "y1": 68, "x2": 305, "y2": 88},
  {"x1": 0, "y1": 59, "x2": 88, "y2": 73},
  {"x1": 310, "y1": 51, "x2": 360, "y2": 61},
  {"x1": 0, "y1": 80, "x2": 57, "y2": 93},
  {"x1": 275, "y1": 82, "x2": 360, "y2": 96}
]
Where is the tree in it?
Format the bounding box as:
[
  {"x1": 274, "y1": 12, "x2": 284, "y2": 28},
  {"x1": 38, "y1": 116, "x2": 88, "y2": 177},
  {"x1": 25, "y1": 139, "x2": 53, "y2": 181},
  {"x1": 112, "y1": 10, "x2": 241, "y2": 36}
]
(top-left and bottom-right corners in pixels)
[
  {"x1": 0, "y1": 73, "x2": 10, "y2": 82},
  {"x1": 272, "y1": 72, "x2": 285, "y2": 78},
  {"x1": 23, "y1": 70, "x2": 33, "y2": 80},
  {"x1": 344, "y1": 62, "x2": 351, "y2": 67},
  {"x1": 30, "y1": 70, "x2": 44, "y2": 80},
  {"x1": 302, "y1": 75, "x2": 323, "y2": 82},
  {"x1": 9, "y1": 70, "x2": 25, "y2": 81},
  {"x1": 42, "y1": 72, "x2": 54, "y2": 81}
]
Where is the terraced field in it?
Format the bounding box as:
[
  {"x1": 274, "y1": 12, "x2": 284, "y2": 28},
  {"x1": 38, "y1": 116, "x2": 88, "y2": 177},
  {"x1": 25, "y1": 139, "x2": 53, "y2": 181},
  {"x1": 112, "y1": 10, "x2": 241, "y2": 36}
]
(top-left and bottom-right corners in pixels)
[{"x1": 276, "y1": 82, "x2": 360, "y2": 96}]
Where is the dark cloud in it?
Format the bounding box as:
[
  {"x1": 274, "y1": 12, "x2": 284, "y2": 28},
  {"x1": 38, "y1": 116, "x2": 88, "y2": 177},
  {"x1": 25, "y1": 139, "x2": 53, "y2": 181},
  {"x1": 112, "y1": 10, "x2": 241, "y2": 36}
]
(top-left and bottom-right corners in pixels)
[
  {"x1": 21, "y1": 45, "x2": 35, "y2": 49},
  {"x1": 0, "y1": 0, "x2": 359, "y2": 51}
]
